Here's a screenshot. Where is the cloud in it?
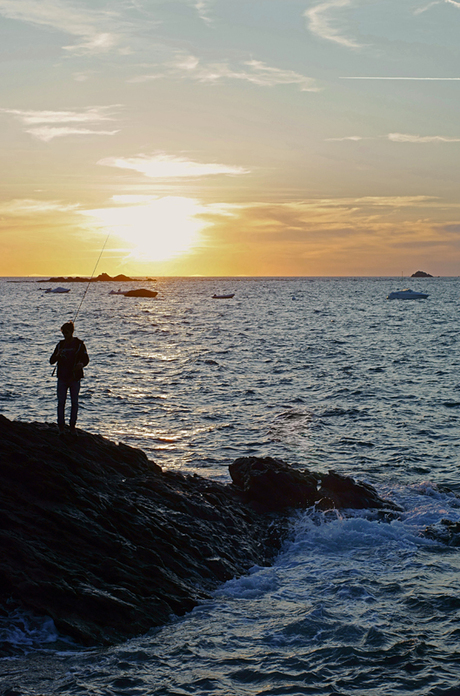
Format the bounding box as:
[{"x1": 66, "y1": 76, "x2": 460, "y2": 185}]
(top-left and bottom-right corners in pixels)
[
  {"x1": 0, "y1": 0, "x2": 122, "y2": 54},
  {"x1": 132, "y1": 55, "x2": 320, "y2": 91},
  {"x1": 304, "y1": 0, "x2": 362, "y2": 49},
  {"x1": 1, "y1": 106, "x2": 118, "y2": 125},
  {"x1": 98, "y1": 153, "x2": 250, "y2": 179},
  {"x1": 388, "y1": 132, "x2": 460, "y2": 142},
  {"x1": 0, "y1": 198, "x2": 79, "y2": 215},
  {"x1": 414, "y1": 1, "x2": 443, "y2": 14},
  {"x1": 27, "y1": 127, "x2": 120, "y2": 142},
  {"x1": 326, "y1": 132, "x2": 460, "y2": 143},
  {"x1": 283, "y1": 195, "x2": 437, "y2": 209},
  {"x1": 192, "y1": 0, "x2": 213, "y2": 24},
  {"x1": 341, "y1": 76, "x2": 460, "y2": 80},
  {"x1": 170, "y1": 195, "x2": 459, "y2": 276},
  {"x1": 326, "y1": 135, "x2": 367, "y2": 141},
  {"x1": 1, "y1": 106, "x2": 121, "y2": 140}
]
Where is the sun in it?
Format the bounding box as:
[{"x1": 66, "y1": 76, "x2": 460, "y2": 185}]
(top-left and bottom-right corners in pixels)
[{"x1": 82, "y1": 196, "x2": 208, "y2": 262}]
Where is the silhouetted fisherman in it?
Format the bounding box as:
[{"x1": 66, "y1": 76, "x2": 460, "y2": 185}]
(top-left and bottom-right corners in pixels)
[{"x1": 50, "y1": 321, "x2": 89, "y2": 435}]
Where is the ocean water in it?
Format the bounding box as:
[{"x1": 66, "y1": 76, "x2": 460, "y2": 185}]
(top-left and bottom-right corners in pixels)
[{"x1": 1, "y1": 276, "x2": 460, "y2": 695}]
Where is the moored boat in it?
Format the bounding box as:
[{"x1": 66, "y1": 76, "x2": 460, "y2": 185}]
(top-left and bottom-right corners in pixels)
[
  {"x1": 387, "y1": 288, "x2": 429, "y2": 300},
  {"x1": 123, "y1": 289, "x2": 158, "y2": 298}
]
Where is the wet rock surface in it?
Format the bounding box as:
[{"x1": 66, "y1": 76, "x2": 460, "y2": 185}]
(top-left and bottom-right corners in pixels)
[
  {"x1": 424, "y1": 518, "x2": 460, "y2": 546},
  {"x1": 230, "y1": 456, "x2": 401, "y2": 513},
  {"x1": 0, "y1": 416, "x2": 399, "y2": 647},
  {"x1": 0, "y1": 417, "x2": 286, "y2": 646}
]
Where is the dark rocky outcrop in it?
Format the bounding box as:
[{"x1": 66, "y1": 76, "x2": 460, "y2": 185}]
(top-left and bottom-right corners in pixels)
[
  {"x1": 0, "y1": 418, "x2": 285, "y2": 647},
  {"x1": 0, "y1": 417, "x2": 399, "y2": 648},
  {"x1": 230, "y1": 456, "x2": 319, "y2": 511},
  {"x1": 411, "y1": 271, "x2": 433, "y2": 277},
  {"x1": 39, "y1": 273, "x2": 156, "y2": 283},
  {"x1": 229, "y1": 456, "x2": 401, "y2": 513}
]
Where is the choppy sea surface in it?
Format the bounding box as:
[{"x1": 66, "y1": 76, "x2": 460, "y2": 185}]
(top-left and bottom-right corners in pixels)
[{"x1": 1, "y1": 276, "x2": 460, "y2": 695}]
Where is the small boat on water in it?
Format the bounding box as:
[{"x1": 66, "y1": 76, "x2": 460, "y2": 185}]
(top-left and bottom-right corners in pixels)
[
  {"x1": 212, "y1": 293, "x2": 235, "y2": 299},
  {"x1": 387, "y1": 288, "x2": 429, "y2": 300},
  {"x1": 44, "y1": 287, "x2": 70, "y2": 294},
  {"x1": 122, "y1": 289, "x2": 158, "y2": 298},
  {"x1": 108, "y1": 289, "x2": 126, "y2": 295}
]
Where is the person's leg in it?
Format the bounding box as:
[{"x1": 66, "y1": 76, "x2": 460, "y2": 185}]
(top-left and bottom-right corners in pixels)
[
  {"x1": 57, "y1": 380, "x2": 68, "y2": 431},
  {"x1": 69, "y1": 380, "x2": 81, "y2": 430}
]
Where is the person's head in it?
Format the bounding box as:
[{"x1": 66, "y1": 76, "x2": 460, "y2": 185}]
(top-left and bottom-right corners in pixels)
[{"x1": 61, "y1": 321, "x2": 74, "y2": 338}]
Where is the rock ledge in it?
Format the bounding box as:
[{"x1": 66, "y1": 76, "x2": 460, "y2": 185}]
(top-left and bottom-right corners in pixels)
[{"x1": 0, "y1": 416, "x2": 399, "y2": 647}]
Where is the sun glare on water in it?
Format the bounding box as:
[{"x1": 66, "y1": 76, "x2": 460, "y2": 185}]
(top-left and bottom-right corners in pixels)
[{"x1": 83, "y1": 196, "x2": 207, "y2": 262}]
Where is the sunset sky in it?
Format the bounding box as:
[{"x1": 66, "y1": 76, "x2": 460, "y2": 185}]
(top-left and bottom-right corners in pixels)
[{"x1": 2, "y1": 0, "x2": 460, "y2": 276}]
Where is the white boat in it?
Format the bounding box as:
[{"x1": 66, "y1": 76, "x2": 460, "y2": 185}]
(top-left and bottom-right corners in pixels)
[
  {"x1": 387, "y1": 288, "x2": 429, "y2": 300},
  {"x1": 212, "y1": 293, "x2": 235, "y2": 299},
  {"x1": 44, "y1": 287, "x2": 70, "y2": 293}
]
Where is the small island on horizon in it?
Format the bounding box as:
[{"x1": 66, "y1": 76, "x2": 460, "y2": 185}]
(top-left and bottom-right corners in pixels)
[
  {"x1": 411, "y1": 270, "x2": 433, "y2": 278},
  {"x1": 38, "y1": 272, "x2": 156, "y2": 283}
]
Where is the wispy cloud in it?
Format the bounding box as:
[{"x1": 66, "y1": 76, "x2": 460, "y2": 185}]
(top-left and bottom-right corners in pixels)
[
  {"x1": 27, "y1": 126, "x2": 119, "y2": 142},
  {"x1": 131, "y1": 55, "x2": 320, "y2": 91},
  {"x1": 304, "y1": 0, "x2": 362, "y2": 49},
  {"x1": 0, "y1": 106, "x2": 120, "y2": 141},
  {"x1": 0, "y1": 0, "x2": 122, "y2": 54},
  {"x1": 286, "y1": 195, "x2": 437, "y2": 208},
  {"x1": 414, "y1": 1, "x2": 443, "y2": 14},
  {"x1": 388, "y1": 132, "x2": 460, "y2": 142},
  {"x1": 98, "y1": 153, "x2": 250, "y2": 179},
  {"x1": 192, "y1": 0, "x2": 213, "y2": 24},
  {"x1": 0, "y1": 198, "x2": 79, "y2": 215},
  {"x1": 326, "y1": 135, "x2": 369, "y2": 141},
  {"x1": 341, "y1": 76, "x2": 460, "y2": 80},
  {"x1": 326, "y1": 132, "x2": 460, "y2": 143}
]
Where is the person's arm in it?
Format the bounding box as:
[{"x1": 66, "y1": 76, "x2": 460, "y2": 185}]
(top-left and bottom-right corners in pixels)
[
  {"x1": 76, "y1": 341, "x2": 89, "y2": 367},
  {"x1": 50, "y1": 343, "x2": 61, "y2": 365}
]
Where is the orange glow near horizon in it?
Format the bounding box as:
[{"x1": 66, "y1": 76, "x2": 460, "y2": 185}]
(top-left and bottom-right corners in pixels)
[{"x1": 1, "y1": 194, "x2": 460, "y2": 277}]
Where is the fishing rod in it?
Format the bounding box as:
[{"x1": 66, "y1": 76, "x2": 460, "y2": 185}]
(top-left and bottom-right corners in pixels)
[
  {"x1": 51, "y1": 232, "x2": 110, "y2": 377},
  {"x1": 73, "y1": 232, "x2": 111, "y2": 324}
]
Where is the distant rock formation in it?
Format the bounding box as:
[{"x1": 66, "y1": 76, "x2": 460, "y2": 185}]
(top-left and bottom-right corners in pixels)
[
  {"x1": 0, "y1": 416, "x2": 400, "y2": 648},
  {"x1": 39, "y1": 273, "x2": 156, "y2": 283},
  {"x1": 411, "y1": 271, "x2": 433, "y2": 277}
]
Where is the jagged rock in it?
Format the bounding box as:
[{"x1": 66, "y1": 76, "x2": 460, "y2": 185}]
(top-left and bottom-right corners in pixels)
[
  {"x1": 0, "y1": 419, "x2": 400, "y2": 649},
  {"x1": 229, "y1": 457, "x2": 400, "y2": 513},
  {"x1": 317, "y1": 471, "x2": 401, "y2": 510},
  {"x1": 411, "y1": 271, "x2": 433, "y2": 277},
  {"x1": 0, "y1": 416, "x2": 283, "y2": 647},
  {"x1": 230, "y1": 456, "x2": 319, "y2": 511}
]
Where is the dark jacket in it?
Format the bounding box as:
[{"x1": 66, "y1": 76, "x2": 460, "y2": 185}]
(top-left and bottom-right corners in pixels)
[{"x1": 50, "y1": 338, "x2": 89, "y2": 382}]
